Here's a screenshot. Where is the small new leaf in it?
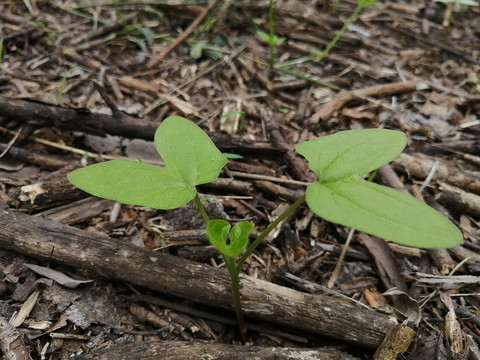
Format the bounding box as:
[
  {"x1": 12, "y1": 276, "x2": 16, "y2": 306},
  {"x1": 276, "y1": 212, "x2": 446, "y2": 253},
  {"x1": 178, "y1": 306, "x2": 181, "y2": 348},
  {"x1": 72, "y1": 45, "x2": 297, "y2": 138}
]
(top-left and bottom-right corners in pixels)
[
  {"x1": 256, "y1": 29, "x2": 272, "y2": 44},
  {"x1": 68, "y1": 116, "x2": 227, "y2": 209},
  {"x1": 256, "y1": 29, "x2": 285, "y2": 47},
  {"x1": 207, "y1": 220, "x2": 252, "y2": 257}
]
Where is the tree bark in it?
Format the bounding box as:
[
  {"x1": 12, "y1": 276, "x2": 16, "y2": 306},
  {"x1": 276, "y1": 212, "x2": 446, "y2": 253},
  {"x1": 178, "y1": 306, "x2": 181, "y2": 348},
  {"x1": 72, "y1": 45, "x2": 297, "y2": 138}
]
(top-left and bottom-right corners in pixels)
[
  {"x1": 73, "y1": 340, "x2": 362, "y2": 360},
  {"x1": 0, "y1": 97, "x2": 285, "y2": 155},
  {"x1": 0, "y1": 210, "x2": 397, "y2": 349},
  {"x1": 0, "y1": 97, "x2": 157, "y2": 140}
]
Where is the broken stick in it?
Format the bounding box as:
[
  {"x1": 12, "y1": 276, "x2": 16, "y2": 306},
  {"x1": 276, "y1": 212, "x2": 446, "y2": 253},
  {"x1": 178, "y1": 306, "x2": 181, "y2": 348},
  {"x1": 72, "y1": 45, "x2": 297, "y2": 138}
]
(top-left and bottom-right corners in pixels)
[
  {"x1": 311, "y1": 80, "x2": 418, "y2": 123},
  {"x1": 0, "y1": 210, "x2": 397, "y2": 348}
]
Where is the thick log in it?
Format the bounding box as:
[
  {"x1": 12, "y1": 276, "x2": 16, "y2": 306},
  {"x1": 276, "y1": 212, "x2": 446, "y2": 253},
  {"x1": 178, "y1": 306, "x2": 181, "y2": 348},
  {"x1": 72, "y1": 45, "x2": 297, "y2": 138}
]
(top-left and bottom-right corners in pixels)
[
  {"x1": 0, "y1": 210, "x2": 397, "y2": 348},
  {"x1": 73, "y1": 340, "x2": 361, "y2": 360}
]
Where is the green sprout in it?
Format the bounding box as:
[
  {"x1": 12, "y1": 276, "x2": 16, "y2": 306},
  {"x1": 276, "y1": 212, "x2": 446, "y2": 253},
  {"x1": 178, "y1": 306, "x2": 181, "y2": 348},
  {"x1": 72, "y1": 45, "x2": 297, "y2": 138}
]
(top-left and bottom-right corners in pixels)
[
  {"x1": 311, "y1": 0, "x2": 376, "y2": 61},
  {"x1": 57, "y1": 66, "x2": 79, "y2": 105},
  {"x1": 125, "y1": 25, "x2": 155, "y2": 52},
  {"x1": 256, "y1": 0, "x2": 285, "y2": 68},
  {"x1": 68, "y1": 116, "x2": 462, "y2": 342},
  {"x1": 221, "y1": 110, "x2": 246, "y2": 120},
  {"x1": 273, "y1": 0, "x2": 376, "y2": 86}
]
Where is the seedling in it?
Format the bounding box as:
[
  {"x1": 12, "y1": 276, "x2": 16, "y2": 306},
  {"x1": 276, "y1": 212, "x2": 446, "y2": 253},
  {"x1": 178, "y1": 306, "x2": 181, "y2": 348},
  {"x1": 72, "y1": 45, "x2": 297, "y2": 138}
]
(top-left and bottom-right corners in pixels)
[
  {"x1": 310, "y1": 0, "x2": 376, "y2": 61},
  {"x1": 273, "y1": 0, "x2": 376, "y2": 87},
  {"x1": 68, "y1": 116, "x2": 462, "y2": 341},
  {"x1": 57, "y1": 66, "x2": 79, "y2": 105},
  {"x1": 256, "y1": 0, "x2": 286, "y2": 68}
]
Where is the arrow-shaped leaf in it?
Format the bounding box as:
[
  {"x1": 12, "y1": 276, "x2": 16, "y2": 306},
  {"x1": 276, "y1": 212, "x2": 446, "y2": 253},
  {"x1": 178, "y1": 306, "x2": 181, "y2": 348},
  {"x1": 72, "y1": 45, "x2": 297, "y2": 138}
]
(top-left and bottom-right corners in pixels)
[
  {"x1": 68, "y1": 116, "x2": 227, "y2": 209},
  {"x1": 154, "y1": 116, "x2": 228, "y2": 186},
  {"x1": 295, "y1": 129, "x2": 406, "y2": 182},
  {"x1": 305, "y1": 176, "x2": 463, "y2": 248}
]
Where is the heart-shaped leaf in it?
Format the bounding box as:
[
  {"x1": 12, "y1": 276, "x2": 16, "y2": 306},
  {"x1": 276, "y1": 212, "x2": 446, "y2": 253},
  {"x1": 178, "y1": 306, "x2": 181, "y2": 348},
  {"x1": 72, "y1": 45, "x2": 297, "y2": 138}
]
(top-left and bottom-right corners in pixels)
[
  {"x1": 207, "y1": 220, "x2": 252, "y2": 257},
  {"x1": 68, "y1": 116, "x2": 227, "y2": 209},
  {"x1": 154, "y1": 116, "x2": 227, "y2": 186},
  {"x1": 295, "y1": 129, "x2": 406, "y2": 182},
  {"x1": 305, "y1": 176, "x2": 463, "y2": 248}
]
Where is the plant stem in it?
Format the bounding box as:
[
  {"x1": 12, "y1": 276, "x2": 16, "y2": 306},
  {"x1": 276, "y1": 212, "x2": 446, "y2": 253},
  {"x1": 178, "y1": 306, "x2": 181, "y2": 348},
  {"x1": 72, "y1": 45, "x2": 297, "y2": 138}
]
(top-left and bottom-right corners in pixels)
[
  {"x1": 312, "y1": 5, "x2": 362, "y2": 61},
  {"x1": 200, "y1": 192, "x2": 305, "y2": 342},
  {"x1": 194, "y1": 192, "x2": 247, "y2": 340},
  {"x1": 194, "y1": 194, "x2": 210, "y2": 224},
  {"x1": 224, "y1": 256, "x2": 248, "y2": 343},
  {"x1": 236, "y1": 194, "x2": 306, "y2": 275},
  {"x1": 223, "y1": 195, "x2": 305, "y2": 341},
  {"x1": 267, "y1": 0, "x2": 276, "y2": 68}
]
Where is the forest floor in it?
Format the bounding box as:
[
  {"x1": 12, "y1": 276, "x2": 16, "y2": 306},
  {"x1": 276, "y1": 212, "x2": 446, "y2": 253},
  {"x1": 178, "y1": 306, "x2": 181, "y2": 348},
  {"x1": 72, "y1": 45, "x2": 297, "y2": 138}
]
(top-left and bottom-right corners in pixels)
[{"x1": 0, "y1": 0, "x2": 480, "y2": 359}]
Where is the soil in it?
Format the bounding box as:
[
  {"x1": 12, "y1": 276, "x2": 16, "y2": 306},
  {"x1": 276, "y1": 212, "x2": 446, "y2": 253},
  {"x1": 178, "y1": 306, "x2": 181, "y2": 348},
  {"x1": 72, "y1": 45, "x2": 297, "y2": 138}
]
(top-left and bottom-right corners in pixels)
[{"x1": 0, "y1": 0, "x2": 480, "y2": 359}]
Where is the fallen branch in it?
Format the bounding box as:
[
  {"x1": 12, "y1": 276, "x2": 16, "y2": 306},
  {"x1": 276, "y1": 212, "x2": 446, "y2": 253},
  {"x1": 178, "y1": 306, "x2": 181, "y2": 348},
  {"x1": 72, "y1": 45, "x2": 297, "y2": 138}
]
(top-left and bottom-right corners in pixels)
[
  {"x1": 0, "y1": 97, "x2": 157, "y2": 140},
  {"x1": 73, "y1": 340, "x2": 361, "y2": 360},
  {"x1": 393, "y1": 153, "x2": 480, "y2": 195},
  {"x1": 311, "y1": 80, "x2": 418, "y2": 123},
  {"x1": 0, "y1": 210, "x2": 397, "y2": 349},
  {"x1": 0, "y1": 97, "x2": 284, "y2": 157}
]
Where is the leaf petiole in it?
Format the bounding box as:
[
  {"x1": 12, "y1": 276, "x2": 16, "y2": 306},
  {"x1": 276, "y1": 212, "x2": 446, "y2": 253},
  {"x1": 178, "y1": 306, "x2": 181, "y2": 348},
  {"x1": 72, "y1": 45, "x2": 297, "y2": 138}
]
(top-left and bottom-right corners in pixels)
[
  {"x1": 235, "y1": 195, "x2": 306, "y2": 277},
  {"x1": 194, "y1": 194, "x2": 210, "y2": 224}
]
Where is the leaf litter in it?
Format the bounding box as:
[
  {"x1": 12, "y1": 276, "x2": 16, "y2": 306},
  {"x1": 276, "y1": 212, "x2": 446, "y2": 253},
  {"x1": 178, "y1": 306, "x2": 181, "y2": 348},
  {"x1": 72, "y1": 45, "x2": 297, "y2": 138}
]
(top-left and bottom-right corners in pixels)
[{"x1": 0, "y1": 0, "x2": 479, "y2": 359}]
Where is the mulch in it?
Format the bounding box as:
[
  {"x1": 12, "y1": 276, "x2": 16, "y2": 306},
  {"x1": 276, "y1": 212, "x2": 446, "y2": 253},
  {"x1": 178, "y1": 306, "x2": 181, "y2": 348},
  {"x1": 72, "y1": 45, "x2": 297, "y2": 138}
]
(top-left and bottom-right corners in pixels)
[{"x1": 0, "y1": 0, "x2": 479, "y2": 359}]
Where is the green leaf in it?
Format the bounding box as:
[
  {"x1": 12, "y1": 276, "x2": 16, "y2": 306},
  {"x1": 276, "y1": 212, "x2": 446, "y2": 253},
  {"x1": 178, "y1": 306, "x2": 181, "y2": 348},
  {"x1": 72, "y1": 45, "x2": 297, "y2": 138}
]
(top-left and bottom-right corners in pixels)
[
  {"x1": 68, "y1": 116, "x2": 227, "y2": 209},
  {"x1": 305, "y1": 176, "x2": 463, "y2": 248},
  {"x1": 222, "y1": 152, "x2": 243, "y2": 160},
  {"x1": 154, "y1": 116, "x2": 227, "y2": 186},
  {"x1": 256, "y1": 29, "x2": 271, "y2": 43},
  {"x1": 207, "y1": 220, "x2": 252, "y2": 257},
  {"x1": 190, "y1": 41, "x2": 207, "y2": 59},
  {"x1": 138, "y1": 27, "x2": 155, "y2": 45},
  {"x1": 127, "y1": 36, "x2": 147, "y2": 52},
  {"x1": 295, "y1": 129, "x2": 406, "y2": 182},
  {"x1": 221, "y1": 110, "x2": 245, "y2": 119},
  {"x1": 68, "y1": 160, "x2": 194, "y2": 209},
  {"x1": 230, "y1": 221, "x2": 253, "y2": 253},
  {"x1": 357, "y1": 0, "x2": 377, "y2": 8}
]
